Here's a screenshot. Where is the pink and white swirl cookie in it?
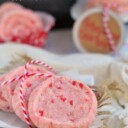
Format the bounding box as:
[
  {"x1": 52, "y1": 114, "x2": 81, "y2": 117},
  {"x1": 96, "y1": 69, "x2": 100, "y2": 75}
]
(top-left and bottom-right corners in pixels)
[
  {"x1": 0, "y1": 2, "x2": 23, "y2": 20},
  {"x1": 0, "y1": 9, "x2": 45, "y2": 47}
]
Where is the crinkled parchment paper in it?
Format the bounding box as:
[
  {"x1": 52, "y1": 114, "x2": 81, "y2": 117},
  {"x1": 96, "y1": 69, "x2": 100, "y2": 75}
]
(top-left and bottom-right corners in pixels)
[{"x1": 0, "y1": 43, "x2": 128, "y2": 128}]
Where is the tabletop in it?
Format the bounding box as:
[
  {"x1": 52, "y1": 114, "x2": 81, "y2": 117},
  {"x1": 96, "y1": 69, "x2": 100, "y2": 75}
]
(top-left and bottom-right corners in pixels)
[
  {"x1": 46, "y1": 29, "x2": 79, "y2": 54},
  {"x1": 46, "y1": 25, "x2": 128, "y2": 55}
]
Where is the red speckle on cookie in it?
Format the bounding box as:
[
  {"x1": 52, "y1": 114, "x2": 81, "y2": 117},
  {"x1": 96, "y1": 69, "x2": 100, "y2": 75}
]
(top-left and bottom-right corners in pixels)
[
  {"x1": 70, "y1": 119, "x2": 75, "y2": 122},
  {"x1": 85, "y1": 91, "x2": 90, "y2": 94},
  {"x1": 51, "y1": 99, "x2": 55, "y2": 104},
  {"x1": 84, "y1": 98, "x2": 89, "y2": 102},
  {"x1": 0, "y1": 93, "x2": 6, "y2": 100},
  {"x1": 37, "y1": 68, "x2": 41, "y2": 72},
  {"x1": 56, "y1": 86, "x2": 62, "y2": 90},
  {"x1": 26, "y1": 83, "x2": 32, "y2": 88},
  {"x1": 11, "y1": 90, "x2": 14, "y2": 96},
  {"x1": 6, "y1": 106, "x2": 10, "y2": 110},
  {"x1": 79, "y1": 83, "x2": 83, "y2": 89},
  {"x1": 80, "y1": 106, "x2": 83, "y2": 110},
  {"x1": 39, "y1": 110, "x2": 44, "y2": 117},
  {"x1": 59, "y1": 95, "x2": 66, "y2": 102},
  {"x1": 72, "y1": 81, "x2": 77, "y2": 86},
  {"x1": 69, "y1": 100, "x2": 73, "y2": 106},
  {"x1": 49, "y1": 83, "x2": 52, "y2": 88}
]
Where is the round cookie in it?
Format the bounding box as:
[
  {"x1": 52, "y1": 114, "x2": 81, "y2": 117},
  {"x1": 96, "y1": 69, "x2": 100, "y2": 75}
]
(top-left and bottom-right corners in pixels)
[
  {"x1": 12, "y1": 66, "x2": 53, "y2": 122},
  {"x1": 28, "y1": 76, "x2": 97, "y2": 128}
]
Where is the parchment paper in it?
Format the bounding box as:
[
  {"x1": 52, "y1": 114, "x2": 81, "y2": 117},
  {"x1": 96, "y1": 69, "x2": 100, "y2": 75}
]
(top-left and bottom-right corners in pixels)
[{"x1": 0, "y1": 43, "x2": 128, "y2": 128}]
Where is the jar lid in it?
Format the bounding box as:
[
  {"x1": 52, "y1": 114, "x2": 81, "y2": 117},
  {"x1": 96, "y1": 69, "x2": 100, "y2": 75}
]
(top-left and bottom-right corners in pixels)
[{"x1": 73, "y1": 7, "x2": 125, "y2": 54}]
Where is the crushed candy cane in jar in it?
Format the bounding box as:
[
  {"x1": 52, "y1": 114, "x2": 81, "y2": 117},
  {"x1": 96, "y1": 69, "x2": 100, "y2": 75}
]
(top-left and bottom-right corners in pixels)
[{"x1": 0, "y1": 2, "x2": 55, "y2": 48}]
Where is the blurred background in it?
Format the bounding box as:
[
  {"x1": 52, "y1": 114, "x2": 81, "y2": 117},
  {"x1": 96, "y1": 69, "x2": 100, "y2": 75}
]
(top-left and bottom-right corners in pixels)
[
  {"x1": 0, "y1": 0, "x2": 77, "y2": 29},
  {"x1": 0, "y1": 0, "x2": 80, "y2": 54},
  {"x1": 0, "y1": 0, "x2": 127, "y2": 54}
]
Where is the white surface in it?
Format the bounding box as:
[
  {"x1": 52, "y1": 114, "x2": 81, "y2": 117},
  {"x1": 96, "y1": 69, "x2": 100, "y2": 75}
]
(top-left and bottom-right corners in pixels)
[
  {"x1": 1, "y1": 44, "x2": 128, "y2": 127},
  {"x1": 61, "y1": 70, "x2": 94, "y2": 86}
]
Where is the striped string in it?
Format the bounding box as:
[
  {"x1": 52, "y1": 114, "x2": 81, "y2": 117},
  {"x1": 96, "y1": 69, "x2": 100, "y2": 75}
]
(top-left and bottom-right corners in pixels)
[
  {"x1": 102, "y1": 4, "x2": 115, "y2": 51},
  {"x1": 0, "y1": 72, "x2": 54, "y2": 128},
  {"x1": 20, "y1": 60, "x2": 56, "y2": 128},
  {"x1": 0, "y1": 60, "x2": 56, "y2": 128},
  {"x1": 25, "y1": 60, "x2": 56, "y2": 75},
  {"x1": 20, "y1": 72, "x2": 54, "y2": 128},
  {"x1": 89, "y1": 1, "x2": 124, "y2": 55},
  {"x1": 102, "y1": 4, "x2": 119, "y2": 54},
  {"x1": 0, "y1": 59, "x2": 97, "y2": 128}
]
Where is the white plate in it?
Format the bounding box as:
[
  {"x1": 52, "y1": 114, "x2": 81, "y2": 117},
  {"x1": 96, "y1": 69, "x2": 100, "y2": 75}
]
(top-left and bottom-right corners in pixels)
[{"x1": 0, "y1": 43, "x2": 127, "y2": 128}]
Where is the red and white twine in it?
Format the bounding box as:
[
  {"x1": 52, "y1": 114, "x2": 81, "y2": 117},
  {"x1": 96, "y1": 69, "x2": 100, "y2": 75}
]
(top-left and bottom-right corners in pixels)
[
  {"x1": 0, "y1": 60, "x2": 56, "y2": 128},
  {"x1": 0, "y1": 59, "x2": 96, "y2": 128},
  {"x1": 102, "y1": 4, "x2": 117, "y2": 53},
  {"x1": 24, "y1": 60, "x2": 56, "y2": 75},
  {"x1": 20, "y1": 72, "x2": 54, "y2": 128},
  {"x1": 20, "y1": 60, "x2": 56, "y2": 128},
  {"x1": 0, "y1": 75, "x2": 23, "y2": 87},
  {"x1": 0, "y1": 72, "x2": 54, "y2": 128}
]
